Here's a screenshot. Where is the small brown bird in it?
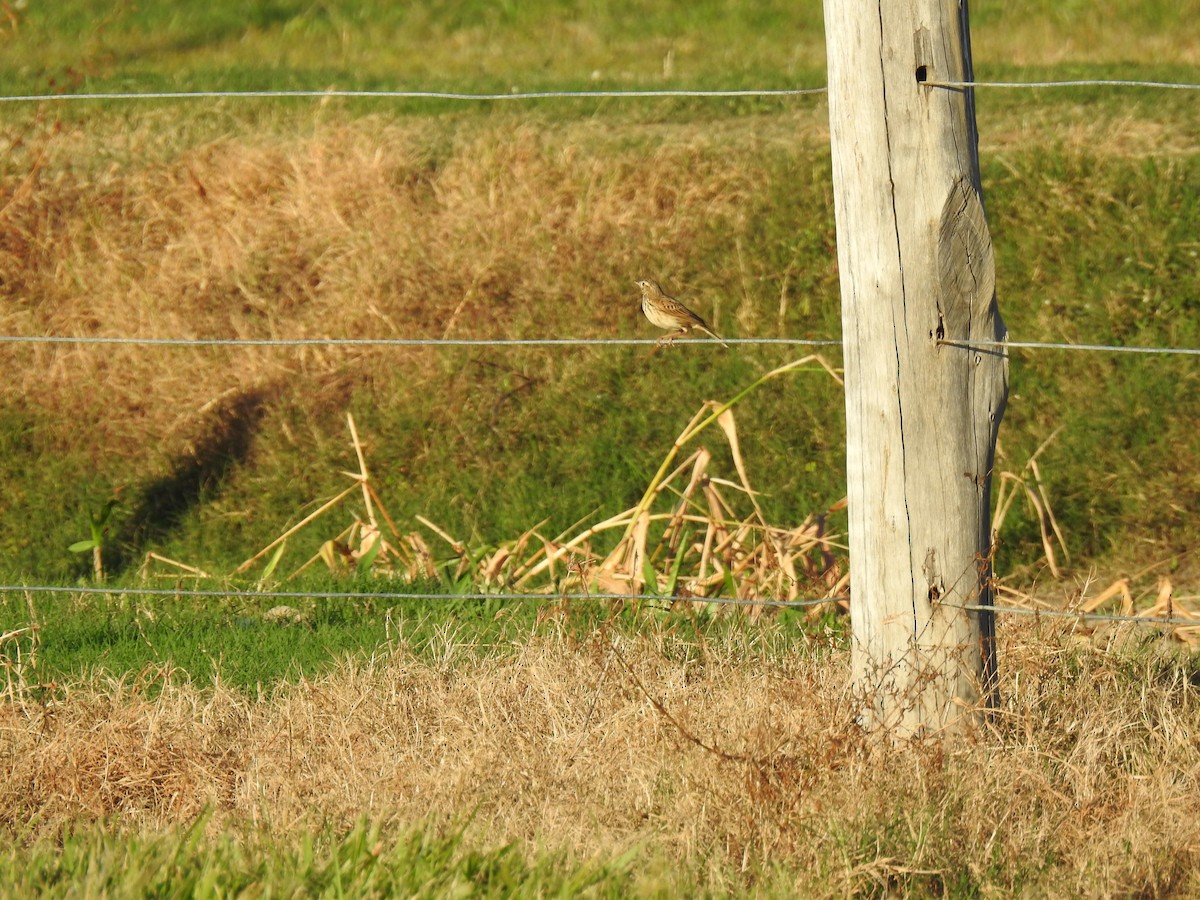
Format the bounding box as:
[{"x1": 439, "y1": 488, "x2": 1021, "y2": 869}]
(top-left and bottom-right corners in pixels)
[{"x1": 636, "y1": 279, "x2": 728, "y2": 349}]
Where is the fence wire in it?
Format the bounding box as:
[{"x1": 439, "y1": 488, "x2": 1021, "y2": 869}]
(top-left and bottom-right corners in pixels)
[
  {"x1": 925, "y1": 78, "x2": 1200, "y2": 91},
  {"x1": 940, "y1": 339, "x2": 1200, "y2": 358},
  {"x1": 2, "y1": 78, "x2": 1199, "y2": 106},
  {"x1": 3, "y1": 584, "x2": 1196, "y2": 630},
  {"x1": 940, "y1": 601, "x2": 1194, "y2": 628},
  {"x1": 0, "y1": 335, "x2": 839, "y2": 348},
  {"x1": 4, "y1": 334, "x2": 1200, "y2": 356},
  {"x1": 0, "y1": 87, "x2": 826, "y2": 104}
]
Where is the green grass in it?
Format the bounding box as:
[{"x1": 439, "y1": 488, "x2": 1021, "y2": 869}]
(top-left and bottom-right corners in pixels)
[
  {"x1": 2, "y1": 0, "x2": 827, "y2": 100},
  {"x1": 1, "y1": 814, "x2": 648, "y2": 898},
  {"x1": 0, "y1": 808, "x2": 1053, "y2": 898},
  {"x1": 7, "y1": 590, "x2": 396, "y2": 692},
  {"x1": 5, "y1": 0, "x2": 1198, "y2": 97},
  {"x1": 2, "y1": 584, "x2": 842, "y2": 693},
  {"x1": 985, "y1": 153, "x2": 1200, "y2": 574}
]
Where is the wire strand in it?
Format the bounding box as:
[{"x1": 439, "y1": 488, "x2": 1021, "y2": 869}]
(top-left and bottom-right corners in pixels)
[
  {"x1": 941, "y1": 601, "x2": 1194, "y2": 628},
  {"x1": 3, "y1": 584, "x2": 842, "y2": 610},
  {"x1": 939, "y1": 338, "x2": 1200, "y2": 357},
  {"x1": 4, "y1": 584, "x2": 1195, "y2": 628},
  {"x1": 925, "y1": 78, "x2": 1200, "y2": 90},
  {"x1": 0, "y1": 87, "x2": 827, "y2": 104},
  {"x1": 0, "y1": 335, "x2": 841, "y2": 348},
  {"x1": 3, "y1": 79, "x2": 1199, "y2": 105},
  {"x1": 6, "y1": 335, "x2": 1198, "y2": 356}
]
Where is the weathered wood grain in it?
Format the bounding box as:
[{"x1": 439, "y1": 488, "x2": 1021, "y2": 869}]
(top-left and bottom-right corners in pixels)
[{"x1": 823, "y1": 0, "x2": 1008, "y2": 735}]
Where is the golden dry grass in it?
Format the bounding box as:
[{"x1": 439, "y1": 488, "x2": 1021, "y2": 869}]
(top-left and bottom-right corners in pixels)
[
  {"x1": 3, "y1": 618, "x2": 1197, "y2": 894},
  {"x1": 4, "y1": 104, "x2": 1195, "y2": 467},
  {"x1": 6, "y1": 106, "x2": 1197, "y2": 582},
  {"x1": 1, "y1": 114, "x2": 792, "y2": 462}
]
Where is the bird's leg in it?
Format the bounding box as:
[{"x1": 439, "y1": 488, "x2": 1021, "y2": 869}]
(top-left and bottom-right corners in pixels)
[
  {"x1": 651, "y1": 328, "x2": 690, "y2": 355},
  {"x1": 656, "y1": 329, "x2": 688, "y2": 348}
]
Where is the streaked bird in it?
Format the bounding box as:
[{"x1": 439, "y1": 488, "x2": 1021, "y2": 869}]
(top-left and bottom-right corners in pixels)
[{"x1": 636, "y1": 279, "x2": 728, "y2": 349}]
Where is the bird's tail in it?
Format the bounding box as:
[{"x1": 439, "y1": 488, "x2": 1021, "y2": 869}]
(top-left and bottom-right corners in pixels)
[{"x1": 700, "y1": 326, "x2": 729, "y2": 349}]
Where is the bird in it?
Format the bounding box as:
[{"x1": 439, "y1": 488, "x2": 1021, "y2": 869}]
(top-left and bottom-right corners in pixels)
[{"x1": 635, "y1": 279, "x2": 728, "y2": 349}]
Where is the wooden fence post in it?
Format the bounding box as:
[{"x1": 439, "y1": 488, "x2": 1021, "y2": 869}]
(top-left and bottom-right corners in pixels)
[{"x1": 822, "y1": 0, "x2": 1009, "y2": 735}]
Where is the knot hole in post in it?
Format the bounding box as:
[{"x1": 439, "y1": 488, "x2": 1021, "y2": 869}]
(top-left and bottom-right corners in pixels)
[{"x1": 913, "y1": 27, "x2": 932, "y2": 86}]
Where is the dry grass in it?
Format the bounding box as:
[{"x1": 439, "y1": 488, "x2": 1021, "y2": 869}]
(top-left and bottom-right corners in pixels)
[
  {"x1": 4, "y1": 104, "x2": 1195, "y2": 466},
  {"x1": 1, "y1": 114, "x2": 782, "y2": 461},
  {"x1": 2, "y1": 618, "x2": 1197, "y2": 894},
  {"x1": 985, "y1": 109, "x2": 1200, "y2": 159},
  {"x1": 225, "y1": 371, "x2": 852, "y2": 610}
]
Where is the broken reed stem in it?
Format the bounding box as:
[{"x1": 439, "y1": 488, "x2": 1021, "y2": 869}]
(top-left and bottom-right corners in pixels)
[
  {"x1": 346, "y1": 412, "x2": 374, "y2": 525},
  {"x1": 618, "y1": 355, "x2": 840, "y2": 546},
  {"x1": 235, "y1": 481, "x2": 360, "y2": 573},
  {"x1": 211, "y1": 363, "x2": 846, "y2": 603}
]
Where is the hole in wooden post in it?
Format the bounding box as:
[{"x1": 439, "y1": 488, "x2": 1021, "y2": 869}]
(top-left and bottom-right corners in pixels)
[{"x1": 915, "y1": 66, "x2": 928, "y2": 83}]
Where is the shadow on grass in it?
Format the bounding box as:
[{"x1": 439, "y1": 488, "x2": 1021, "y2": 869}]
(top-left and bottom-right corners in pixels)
[{"x1": 107, "y1": 386, "x2": 271, "y2": 577}]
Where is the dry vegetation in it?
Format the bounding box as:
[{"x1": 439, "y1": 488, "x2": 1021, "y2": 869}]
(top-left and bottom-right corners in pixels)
[
  {"x1": 9, "y1": 103, "x2": 1190, "y2": 470},
  {"x1": 2, "y1": 618, "x2": 1198, "y2": 894},
  {"x1": 1, "y1": 113, "x2": 801, "y2": 461},
  {"x1": 4, "y1": 103, "x2": 1199, "y2": 583}
]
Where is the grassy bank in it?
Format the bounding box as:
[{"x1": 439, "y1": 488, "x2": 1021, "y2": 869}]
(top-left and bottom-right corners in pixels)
[
  {"x1": 1, "y1": 113, "x2": 1197, "y2": 589},
  {"x1": 2, "y1": 2, "x2": 1199, "y2": 587}
]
